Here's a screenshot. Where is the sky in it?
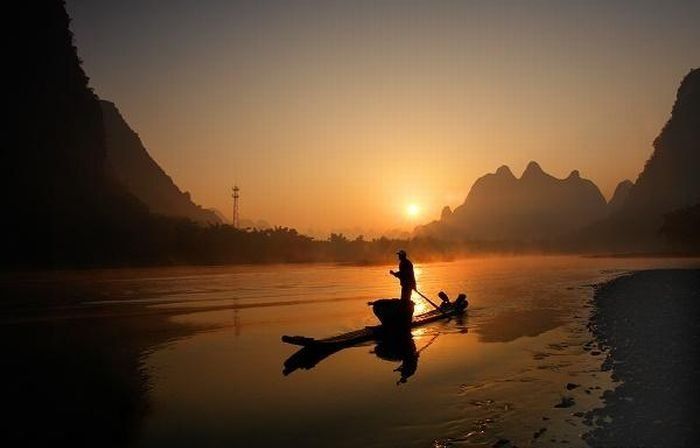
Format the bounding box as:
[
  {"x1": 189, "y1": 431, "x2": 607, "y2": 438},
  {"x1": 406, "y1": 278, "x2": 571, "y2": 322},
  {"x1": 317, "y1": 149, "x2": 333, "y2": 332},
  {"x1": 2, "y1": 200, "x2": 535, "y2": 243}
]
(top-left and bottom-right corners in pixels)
[{"x1": 66, "y1": 0, "x2": 699, "y2": 237}]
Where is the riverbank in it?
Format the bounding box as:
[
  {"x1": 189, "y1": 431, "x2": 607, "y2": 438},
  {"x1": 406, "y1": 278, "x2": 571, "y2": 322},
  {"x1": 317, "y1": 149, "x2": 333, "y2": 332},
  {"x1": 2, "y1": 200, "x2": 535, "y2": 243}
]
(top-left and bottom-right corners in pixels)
[{"x1": 585, "y1": 269, "x2": 700, "y2": 447}]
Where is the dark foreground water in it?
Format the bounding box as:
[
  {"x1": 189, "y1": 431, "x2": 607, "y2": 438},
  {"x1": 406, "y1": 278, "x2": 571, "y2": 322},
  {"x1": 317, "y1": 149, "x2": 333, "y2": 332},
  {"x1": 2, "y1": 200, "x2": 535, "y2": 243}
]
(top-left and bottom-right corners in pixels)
[{"x1": 1, "y1": 256, "x2": 698, "y2": 447}]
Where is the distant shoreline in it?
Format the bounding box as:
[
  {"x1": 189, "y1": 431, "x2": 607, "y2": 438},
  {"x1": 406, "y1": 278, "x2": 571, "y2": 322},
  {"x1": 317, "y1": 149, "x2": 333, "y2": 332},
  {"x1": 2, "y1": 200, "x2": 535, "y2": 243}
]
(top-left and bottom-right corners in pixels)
[
  {"x1": 584, "y1": 269, "x2": 700, "y2": 446},
  {"x1": 584, "y1": 251, "x2": 700, "y2": 259},
  {"x1": 3, "y1": 251, "x2": 700, "y2": 273}
]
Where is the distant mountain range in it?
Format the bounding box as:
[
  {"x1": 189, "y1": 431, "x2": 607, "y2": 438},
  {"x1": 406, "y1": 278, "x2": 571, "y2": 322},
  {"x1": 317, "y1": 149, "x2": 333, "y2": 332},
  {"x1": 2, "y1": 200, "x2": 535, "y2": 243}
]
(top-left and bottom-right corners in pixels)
[
  {"x1": 416, "y1": 162, "x2": 611, "y2": 242},
  {"x1": 100, "y1": 100, "x2": 221, "y2": 225},
  {"x1": 417, "y1": 67, "x2": 700, "y2": 252}
]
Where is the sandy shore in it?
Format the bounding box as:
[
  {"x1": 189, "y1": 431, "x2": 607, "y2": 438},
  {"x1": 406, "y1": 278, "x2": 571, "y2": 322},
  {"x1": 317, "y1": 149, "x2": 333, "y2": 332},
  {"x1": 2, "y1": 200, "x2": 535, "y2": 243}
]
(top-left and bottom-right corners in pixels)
[{"x1": 584, "y1": 269, "x2": 700, "y2": 447}]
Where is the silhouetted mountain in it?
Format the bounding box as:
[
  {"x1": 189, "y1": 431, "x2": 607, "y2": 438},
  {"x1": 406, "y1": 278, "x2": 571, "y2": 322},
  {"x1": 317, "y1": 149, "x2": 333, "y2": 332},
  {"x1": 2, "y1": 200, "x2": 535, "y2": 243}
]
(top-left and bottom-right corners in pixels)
[
  {"x1": 625, "y1": 69, "x2": 700, "y2": 214},
  {"x1": 416, "y1": 162, "x2": 607, "y2": 242},
  {"x1": 3, "y1": 0, "x2": 154, "y2": 266},
  {"x1": 574, "y1": 68, "x2": 700, "y2": 252},
  {"x1": 607, "y1": 180, "x2": 634, "y2": 213},
  {"x1": 100, "y1": 100, "x2": 221, "y2": 225},
  {"x1": 440, "y1": 206, "x2": 453, "y2": 220},
  {"x1": 660, "y1": 203, "x2": 700, "y2": 251}
]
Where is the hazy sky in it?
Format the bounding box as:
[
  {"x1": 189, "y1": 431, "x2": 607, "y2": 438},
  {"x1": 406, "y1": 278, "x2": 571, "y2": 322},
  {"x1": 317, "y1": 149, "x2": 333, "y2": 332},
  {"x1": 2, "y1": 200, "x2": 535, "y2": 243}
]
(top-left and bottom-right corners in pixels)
[{"x1": 66, "y1": 0, "x2": 699, "y2": 236}]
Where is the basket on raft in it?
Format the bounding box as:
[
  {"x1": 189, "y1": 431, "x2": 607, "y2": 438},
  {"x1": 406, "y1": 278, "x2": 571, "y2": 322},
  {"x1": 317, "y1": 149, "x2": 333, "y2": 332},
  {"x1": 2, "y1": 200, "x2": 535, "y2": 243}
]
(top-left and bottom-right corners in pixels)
[{"x1": 371, "y1": 299, "x2": 415, "y2": 328}]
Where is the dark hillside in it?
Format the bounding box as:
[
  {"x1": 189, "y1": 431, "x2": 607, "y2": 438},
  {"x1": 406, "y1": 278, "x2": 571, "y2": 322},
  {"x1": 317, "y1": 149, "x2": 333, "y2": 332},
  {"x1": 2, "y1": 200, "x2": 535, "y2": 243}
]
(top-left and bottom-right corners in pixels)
[{"x1": 2, "y1": 1, "x2": 153, "y2": 266}]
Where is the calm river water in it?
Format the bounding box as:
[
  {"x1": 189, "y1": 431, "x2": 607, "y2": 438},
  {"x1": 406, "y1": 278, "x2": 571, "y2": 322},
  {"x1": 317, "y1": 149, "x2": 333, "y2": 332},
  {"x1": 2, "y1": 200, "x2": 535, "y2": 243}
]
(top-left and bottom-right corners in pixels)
[{"x1": 2, "y1": 256, "x2": 698, "y2": 447}]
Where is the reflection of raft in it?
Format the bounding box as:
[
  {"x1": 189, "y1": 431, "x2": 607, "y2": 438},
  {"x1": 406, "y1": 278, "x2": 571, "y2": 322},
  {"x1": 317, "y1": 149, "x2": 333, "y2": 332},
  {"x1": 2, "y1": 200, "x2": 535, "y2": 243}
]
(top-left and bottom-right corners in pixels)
[{"x1": 281, "y1": 297, "x2": 468, "y2": 349}]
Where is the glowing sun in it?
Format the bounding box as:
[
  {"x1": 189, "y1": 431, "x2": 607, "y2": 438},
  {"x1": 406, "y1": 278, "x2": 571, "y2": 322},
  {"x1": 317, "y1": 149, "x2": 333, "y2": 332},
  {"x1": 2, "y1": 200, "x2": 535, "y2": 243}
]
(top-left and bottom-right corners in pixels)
[{"x1": 406, "y1": 203, "x2": 420, "y2": 218}]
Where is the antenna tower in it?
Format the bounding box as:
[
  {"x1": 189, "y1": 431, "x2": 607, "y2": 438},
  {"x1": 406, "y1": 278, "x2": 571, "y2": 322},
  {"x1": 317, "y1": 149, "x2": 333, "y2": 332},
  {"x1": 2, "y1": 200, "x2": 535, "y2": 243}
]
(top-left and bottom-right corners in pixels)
[{"x1": 232, "y1": 185, "x2": 240, "y2": 228}]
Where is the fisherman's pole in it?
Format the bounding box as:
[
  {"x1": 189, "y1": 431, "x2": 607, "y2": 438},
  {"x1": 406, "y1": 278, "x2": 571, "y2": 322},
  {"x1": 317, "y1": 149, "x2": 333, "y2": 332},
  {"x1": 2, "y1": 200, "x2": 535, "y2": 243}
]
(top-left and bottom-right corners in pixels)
[{"x1": 413, "y1": 288, "x2": 441, "y2": 311}]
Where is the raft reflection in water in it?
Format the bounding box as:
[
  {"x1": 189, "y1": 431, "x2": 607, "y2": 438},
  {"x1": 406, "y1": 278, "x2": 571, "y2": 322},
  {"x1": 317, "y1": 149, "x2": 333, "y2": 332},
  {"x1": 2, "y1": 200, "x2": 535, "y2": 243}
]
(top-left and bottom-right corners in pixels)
[{"x1": 282, "y1": 317, "x2": 467, "y2": 384}]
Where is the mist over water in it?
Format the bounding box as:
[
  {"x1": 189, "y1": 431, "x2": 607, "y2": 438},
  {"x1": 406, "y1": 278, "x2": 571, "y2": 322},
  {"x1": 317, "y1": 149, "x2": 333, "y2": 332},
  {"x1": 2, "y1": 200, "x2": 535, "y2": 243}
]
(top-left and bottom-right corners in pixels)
[{"x1": 6, "y1": 256, "x2": 696, "y2": 446}]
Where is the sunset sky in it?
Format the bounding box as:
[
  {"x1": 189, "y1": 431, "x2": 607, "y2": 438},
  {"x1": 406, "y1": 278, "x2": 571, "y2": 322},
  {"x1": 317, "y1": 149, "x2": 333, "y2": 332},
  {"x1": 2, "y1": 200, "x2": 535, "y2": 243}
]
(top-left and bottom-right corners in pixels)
[{"x1": 66, "y1": 0, "x2": 699, "y2": 236}]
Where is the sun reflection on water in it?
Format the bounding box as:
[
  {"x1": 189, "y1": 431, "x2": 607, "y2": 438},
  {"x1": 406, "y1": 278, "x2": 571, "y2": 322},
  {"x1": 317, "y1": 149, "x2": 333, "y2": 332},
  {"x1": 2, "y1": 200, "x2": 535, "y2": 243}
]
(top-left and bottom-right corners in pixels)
[{"x1": 412, "y1": 297, "x2": 429, "y2": 315}]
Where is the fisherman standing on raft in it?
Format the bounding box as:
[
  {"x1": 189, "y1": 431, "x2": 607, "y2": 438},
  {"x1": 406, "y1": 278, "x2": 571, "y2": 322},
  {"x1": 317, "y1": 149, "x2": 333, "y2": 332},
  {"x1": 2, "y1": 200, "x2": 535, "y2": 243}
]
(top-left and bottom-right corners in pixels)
[{"x1": 390, "y1": 250, "x2": 416, "y2": 302}]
